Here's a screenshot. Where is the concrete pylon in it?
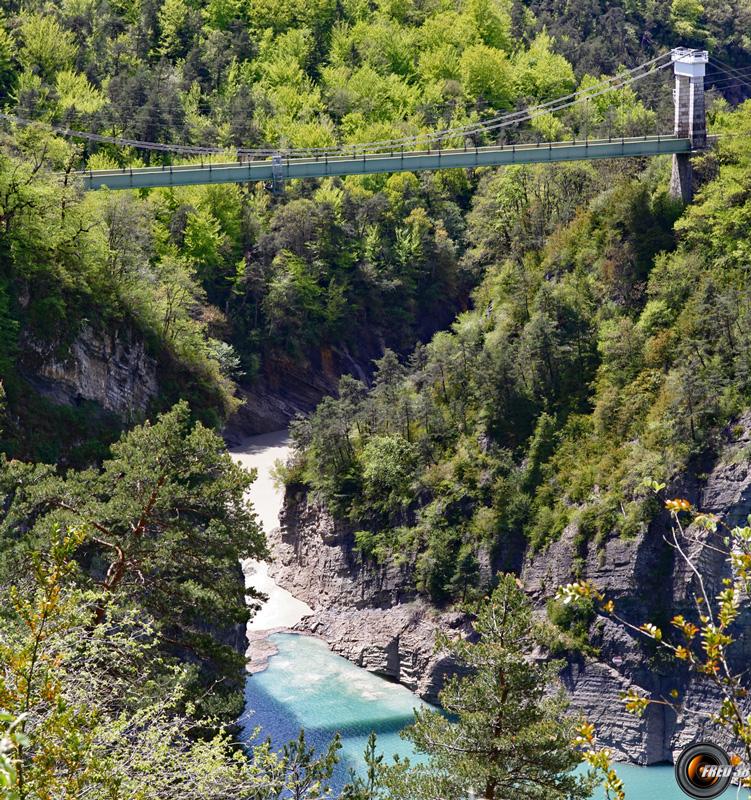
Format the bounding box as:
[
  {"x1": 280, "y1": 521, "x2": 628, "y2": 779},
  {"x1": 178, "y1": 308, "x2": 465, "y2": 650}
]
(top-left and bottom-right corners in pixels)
[{"x1": 669, "y1": 48, "x2": 708, "y2": 203}]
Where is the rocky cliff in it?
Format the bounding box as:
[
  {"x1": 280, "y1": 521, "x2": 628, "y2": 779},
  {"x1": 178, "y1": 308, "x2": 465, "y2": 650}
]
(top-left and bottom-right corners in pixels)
[
  {"x1": 269, "y1": 487, "x2": 470, "y2": 702},
  {"x1": 521, "y1": 412, "x2": 751, "y2": 764},
  {"x1": 269, "y1": 413, "x2": 751, "y2": 764},
  {"x1": 20, "y1": 324, "x2": 158, "y2": 418},
  {"x1": 224, "y1": 343, "x2": 375, "y2": 441}
]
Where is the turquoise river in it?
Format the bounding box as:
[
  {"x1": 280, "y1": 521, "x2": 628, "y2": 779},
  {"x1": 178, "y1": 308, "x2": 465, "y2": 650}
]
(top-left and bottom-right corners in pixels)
[{"x1": 234, "y1": 431, "x2": 686, "y2": 800}]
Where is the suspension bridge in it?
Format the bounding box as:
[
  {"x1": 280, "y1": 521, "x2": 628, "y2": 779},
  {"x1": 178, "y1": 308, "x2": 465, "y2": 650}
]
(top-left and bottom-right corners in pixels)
[
  {"x1": 78, "y1": 136, "x2": 693, "y2": 189},
  {"x1": 29, "y1": 48, "x2": 720, "y2": 200}
]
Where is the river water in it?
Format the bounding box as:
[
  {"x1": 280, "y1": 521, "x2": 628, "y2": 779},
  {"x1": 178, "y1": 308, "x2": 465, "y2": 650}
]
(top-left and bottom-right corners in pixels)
[
  {"x1": 233, "y1": 430, "x2": 313, "y2": 631},
  {"x1": 232, "y1": 430, "x2": 683, "y2": 799}
]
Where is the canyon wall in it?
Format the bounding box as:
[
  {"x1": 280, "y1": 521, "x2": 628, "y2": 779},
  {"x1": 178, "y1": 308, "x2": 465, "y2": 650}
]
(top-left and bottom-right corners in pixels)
[
  {"x1": 224, "y1": 343, "x2": 376, "y2": 441},
  {"x1": 269, "y1": 413, "x2": 751, "y2": 763},
  {"x1": 522, "y1": 411, "x2": 751, "y2": 763},
  {"x1": 269, "y1": 490, "x2": 471, "y2": 702},
  {"x1": 20, "y1": 324, "x2": 158, "y2": 418}
]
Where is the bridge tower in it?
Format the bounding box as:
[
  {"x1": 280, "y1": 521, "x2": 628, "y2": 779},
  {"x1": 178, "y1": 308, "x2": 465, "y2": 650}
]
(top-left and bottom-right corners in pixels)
[{"x1": 669, "y1": 48, "x2": 708, "y2": 203}]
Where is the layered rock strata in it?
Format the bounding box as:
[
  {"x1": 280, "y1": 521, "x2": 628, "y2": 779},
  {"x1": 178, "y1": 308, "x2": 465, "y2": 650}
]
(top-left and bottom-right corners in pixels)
[
  {"x1": 21, "y1": 324, "x2": 157, "y2": 417},
  {"x1": 268, "y1": 414, "x2": 751, "y2": 762},
  {"x1": 268, "y1": 488, "x2": 470, "y2": 702}
]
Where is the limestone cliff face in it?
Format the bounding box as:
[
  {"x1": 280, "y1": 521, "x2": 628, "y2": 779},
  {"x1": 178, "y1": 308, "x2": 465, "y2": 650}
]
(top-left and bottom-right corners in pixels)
[
  {"x1": 223, "y1": 307, "x2": 458, "y2": 440},
  {"x1": 224, "y1": 344, "x2": 375, "y2": 441},
  {"x1": 269, "y1": 488, "x2": 470, "y2": 702},
  {"x1": 521, "y1": 413, "x2": 751, "y2": 764},
  {"x1": 270, "y1": 414, "x2": 751, "y2": 762},
  {"x1": 271, "y1": 488, "x2": 416, "y2": 609},
  {"x1": 21, "y1": 324, "x2": 158, "y2": 418}
]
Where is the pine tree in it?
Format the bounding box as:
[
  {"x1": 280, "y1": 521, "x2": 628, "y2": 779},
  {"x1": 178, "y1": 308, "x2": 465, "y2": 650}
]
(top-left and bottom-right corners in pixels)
[
  {"x1": 341, "y1": 732, "x2": 384, "y2": 800},
  {"x1": 392, "y1": 574, "x2": 593, "y2": 800}
]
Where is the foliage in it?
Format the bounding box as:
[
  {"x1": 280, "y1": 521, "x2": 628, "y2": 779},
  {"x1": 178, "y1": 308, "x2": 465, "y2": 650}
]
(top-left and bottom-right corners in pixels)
[
  {"x1": 1, "y1": 402, "x2": 266, "y2": 717},
  {"x1": 0, "y1": 0, "x2": 704, "y2": 426},
  {"x1": 360, "y1": 435, "x2": 417, "y2": 514},
  {"x1": 545, "y1": 595, "x2": 597, "y2": 655},
  {"x1": 0, "y1": 712, "x2": 26, "y2": 800},
  {"x1": 273, "y1": 729, "x2": 342, "y2": 800},
  {"x1": 17, "y1": 15, "x2": 77, "y2": 80},
  {"x1": 0, "y1": 144, "x2": 241, "y2": 458},
  {"x1": 0, "y1": 526, "x2": 344, "y2": 800},
  {"x1": 0, "y1": 1, "x2": 750, "y2": 796},
  {"x1": 340, "y1": 732, "x2": 383, "y2": 800},
  {"x1": 0, "y1": 19, "x2": 16, "y2": 98},
  {"x1": 524, "y1": 0, "x2": 751, "y2": 82},
  {"x1": 290, "y1": 102, "x2": 751, "y2": 604},
  {"x1": 382, "y1": 575, "x2": 594, "y2": 800}
]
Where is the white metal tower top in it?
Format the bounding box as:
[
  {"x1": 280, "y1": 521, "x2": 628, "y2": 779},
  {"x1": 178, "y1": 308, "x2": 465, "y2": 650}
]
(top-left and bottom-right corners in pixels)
[{"x1": 671, "y1": 48, "x2": 709, "y2": 78}]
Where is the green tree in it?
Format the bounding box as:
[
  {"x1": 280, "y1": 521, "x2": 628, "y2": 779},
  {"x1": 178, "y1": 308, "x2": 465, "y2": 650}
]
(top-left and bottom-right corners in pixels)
[
  {"x1": 389, "y1": 574, "x2": 593, "y2": 800},
  {"x1": 513, "y1": 33, "x2": 576, "y2": 101},
  {"x1": 262, "y1": 252, "x2": 325, "y2": 353},
  {"x1": 449, "y1": 543, "x2": 481, "y2": 601},
  {"x1": 670, "y1": 0, "x2": 705, "y2": 38},
  {"x1": 360, "y1": 435, "x2": 417, "y2": 515},
  {"x1": 203, "y1": 0, "x2": 245, "y2": 30},
  {"x1": 0, "y1": 281, "x2": 18, "y2": 378},
  {"x1": 0, "y1": 528, "x2": 102, "y2": 800},
  {"x1": 246, "y1": 0, "x2": 338, "y2": 39},
  {"x1": 370, "y1": 350, "x2": 407, "y2": 432},
  {"x1": 341, "y1": 732, "x2": 383, "y2": 800},
  {"x1": 467, "y1": 0, "x2": 513, "y2": 50},
  {"x1": 157, "y1": 0, "x2": 196, "y2": 57},
  {"x1": 183, "y1": 205, "x2": 225, "y2": 283},
  {"x1": 459, "y1": 43, "x2": 513, "y2": 107},
  {"x1": 18, "y1": 14, "x2": 77, "y2": 80},
  {"x1": 1, "y1": 402, "x2": 265, "y2": 713},
  {"x1": 0, "y1": 21, "x2": 16, "y2": 97},
  {"x1": 274, "y1": 729, "x2": 342, "y2": 800},
  {"x1": 0, "y1": 527, "x2": 344, "y2": 800},
  {"x1": 62, "y1": 402, "x2": 264, "y2": 636},
  {"x1": 55, "y1": 71, "x2": 107, "y2": 114}
]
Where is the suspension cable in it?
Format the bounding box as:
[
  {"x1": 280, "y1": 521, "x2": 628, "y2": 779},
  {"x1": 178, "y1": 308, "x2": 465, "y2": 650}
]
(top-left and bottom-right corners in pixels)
[
  {"x1": 0, "y1": 52, "x2": 673, "y2": 160},
  {"x1": 708, "y1": 58, "x2": 751, "y2": 92},
  {"x1": 260, "y1": 51, "x2": 673, "y2": 157}
]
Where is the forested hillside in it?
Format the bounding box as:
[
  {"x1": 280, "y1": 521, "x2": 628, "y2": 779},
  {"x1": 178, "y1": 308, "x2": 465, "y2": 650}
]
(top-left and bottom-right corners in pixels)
[
  {"x1": 3, "y1": 0, "x2": 751, "y2": 797},
  {"x1": 526, "y1": 0, "x2": 751, "y2": 81},
  {"x1": 2, "y1": 0, "x2": 750, "y2": 458},
  {"x1": 288, "y1": 103, "x2": 751, "y2": 603},
  {"x1": 0, "y1": 143, "x2": 240, "y2": 461}
]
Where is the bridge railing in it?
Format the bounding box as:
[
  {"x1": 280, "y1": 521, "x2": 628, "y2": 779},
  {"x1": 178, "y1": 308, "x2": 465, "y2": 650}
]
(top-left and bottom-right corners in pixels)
[{"x1": 78, "y1": 136, "x2": 694, "y2": 190}]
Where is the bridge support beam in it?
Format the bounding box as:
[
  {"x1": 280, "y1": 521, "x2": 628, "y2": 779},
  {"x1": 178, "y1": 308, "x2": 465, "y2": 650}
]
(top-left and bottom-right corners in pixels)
[
  {"x1": 80, "y1": 138, "x2": 694, "y2": 190},
  {"x1": 271, "y1": 152, "x2": 284, "y2": 193},
  {"x1": 669, "y1": 48, "x2": 708, "y2": 203}
]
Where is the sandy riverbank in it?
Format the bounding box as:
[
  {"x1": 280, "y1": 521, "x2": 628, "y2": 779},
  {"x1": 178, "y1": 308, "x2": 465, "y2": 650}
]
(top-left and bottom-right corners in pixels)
[{"x1": 242, "y1": 559, "x2": 313, "y2": 632}]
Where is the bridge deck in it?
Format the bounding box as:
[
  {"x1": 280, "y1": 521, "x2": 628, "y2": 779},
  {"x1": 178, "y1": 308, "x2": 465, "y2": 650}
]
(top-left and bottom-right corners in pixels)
[{"x1": 80, "y1": 136, "x2": 692, "y2": 190}]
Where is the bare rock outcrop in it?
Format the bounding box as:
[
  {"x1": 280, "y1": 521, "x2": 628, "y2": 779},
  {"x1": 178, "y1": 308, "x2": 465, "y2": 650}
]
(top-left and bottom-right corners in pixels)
[
  {"x1": 269, "y1": 413, "x2": 751, "y2": 764},
  {"x1": 21, "y1": 324, "x2": 158, "y2": 418},
  {"x1": 224, "y1": 344, "x2": 375, "y2": 441},
  {"x1": 268, "y1": 487, "x2": 469, "y2": 702},
  {"x1": 270, "y1": 489, "x2": 417, "y2": 609},
  {"x1": 523, "y1": 412, "x2": 751, "y2": 764},
  {"x1": 296, "y1": 603, "x2": 469, "y2": 703}
]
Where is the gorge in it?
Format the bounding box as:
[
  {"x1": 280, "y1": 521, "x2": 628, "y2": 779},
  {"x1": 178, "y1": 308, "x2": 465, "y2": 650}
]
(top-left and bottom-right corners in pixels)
[
  {"x1": 253, "y1": 414, "x2": 751, "y2": 764},
  {"x1": 3, "y1": 2, "x2": 751, "y2": 793},
  {"x1": 234, "y1": 429, "x2": 690, "y2": 798}
]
